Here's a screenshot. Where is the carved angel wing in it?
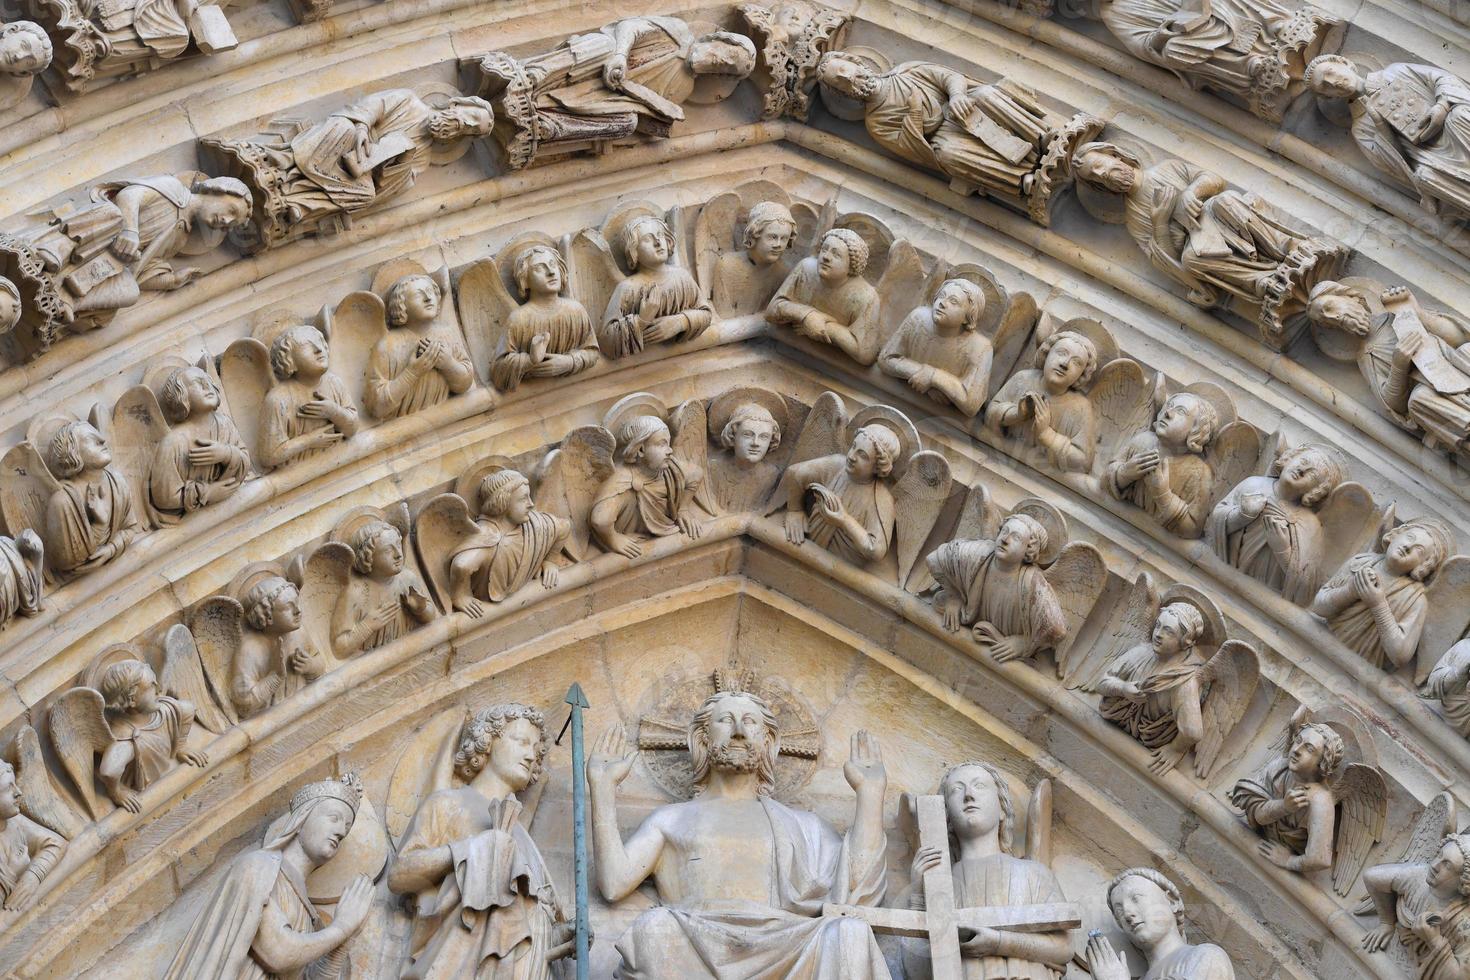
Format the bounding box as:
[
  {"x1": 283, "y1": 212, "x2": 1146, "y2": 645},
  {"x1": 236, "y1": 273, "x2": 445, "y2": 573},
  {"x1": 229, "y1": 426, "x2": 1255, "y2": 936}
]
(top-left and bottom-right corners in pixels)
[
  {"x1": 1092, "y1": 365, "x2": 1162, "y2": 470},
  {"x1": 1419, "y1": 556, "x2": 1470, "y2": 685},
  {"x1": 779, "y1": 391, "x2": 848, "y2": 473},
  {"x1": 319, "y1": 290, "x2": 385, "y2": 417},
  {"x1": 0, "y1": 442, "x2": 57, "y2": 545},
  {"x1": 672, "y1": 398, "x2": 710, "y2": 480},
  {"x1": 455, "y1": 256, "x2": 518, "y2": 385},
  {"x1": 300, "y1": 541, "x2": 353, "y2": 661},
  {"x1": 385, "y1": 706, "x2": 469, "y2": 847},
  {"x1": 568, "y1": 229, "x2": 622, "y2": 339},
  {"x1": 694, "y1": 191, "x2": 743, "y2": 303},
  {"x1": 218, "y1": 337, "x2": 273, "y2": 466},
  {"x1": 48, "y1": 687, "x2": 114, "y2": 821},
  {"x1": 989, "y1": 292, "x2": 1039, "y2": 399},
  {"x1": 1042, "y1": 542, "x2": 1107, "y2": 663},
  {"x1": 109, "y1": 384, "x2": 171, "y2": 525},
  {"x1": 904, "y1": 481, "x2": 995, "y2": 594},
  {"x1": 159, "y1": 622, "x2": 235, "y2": 734},
  {"x1": 187, "y1": 595, "x2": 244, "y2": 718},
  {"x1": 1193, "y1": 640, "x2": 1260, "y2": 780},
  {"x1": 8, "y1": 724, "x2": 84, "y2": 839},
  {"x1": 1315, "y1": 482, "x2": 1380, "y2": 583},
  {"x1": 1066, "y1": 571, "x2": 1159, "y2": 690},
  {"x1": 1206, "y1": 421, "x2": 1266, "y2": 514},
  {"x1": 875, "y1": 239, "x2": 929, "y2": 350},
  {"x1": 892, "y1": 450, "x2": 953, "y2": 589},
  {"x1": 1332, "y1": 763, "x2": 1389, "y2": 897},
  {"x1": 413, "y1": 493, "x2": 481, "y2": 612},
  {"x1": 533, "y1": 426, "x2": 617, "y2": 560}
]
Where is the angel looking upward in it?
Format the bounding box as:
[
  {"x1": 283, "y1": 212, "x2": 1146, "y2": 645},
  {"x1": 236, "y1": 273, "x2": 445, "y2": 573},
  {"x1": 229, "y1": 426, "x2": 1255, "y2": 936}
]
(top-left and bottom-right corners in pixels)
[
  {"x1": 256, "y1": 323, "x2": 359, "y2": 470},
  {"x1": 590, "y1": 398, "x2": 710, "y2": 559},
  {"x1": 767, "y1": 227, "x2": 882, "y2": 365},
  {"x1": 364, "y1": 272, "x2": 475, "y2": 420},
  {"x1": 598, "y1": 213, "x2": 714, "y2": 359},
  {"x1": 37, "y1": 418, "x2": 142, "y2": 580},
  {"x1": 328, "y1": 515, "x2": 436, "y2": 658},
  {"x1": 986, "y1": 330, "x2": 1101, "y2": 474},
  {"x1": 0, "y1": 759, "x2": 63, "y2": 915},
  {"x1": 481, "y1": 242, "x2": 601, "y2": 392}
]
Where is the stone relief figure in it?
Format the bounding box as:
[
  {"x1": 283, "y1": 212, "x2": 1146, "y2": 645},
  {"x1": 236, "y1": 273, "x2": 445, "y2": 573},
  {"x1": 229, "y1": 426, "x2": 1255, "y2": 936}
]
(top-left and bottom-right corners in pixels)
[
  {"x1": 700, "y1": 386, "x2": 793, "y2": 514},
  {"x1": 203, "y1": 90, "x2": 494, "y2": 249},
  {"x1": 1085, "y1": 868, "x2": 1236, "y2": 979},
  {"x1": 1306, "y1": 55, "x2": 1470, "y2": 219},
  {"x1": 1071, "y1": 141, "x2": 1349, "y2": 343},
  {"x1": 737, "y1": 2, "x2": 851, "y2": 120},
  {"x1": 767, "y1": 227, "x2": 883, "y2": 365},
  {"x1": 587, "y1": 687, "x2": 893, "y2": 978},
  {"x1": 457, "y1": 237, "x2": 601, "y2": 393},
  {"x1": 902, "y1": 763, "x2": 1075, "y2": 978},
  {"x1": 49, "y1": 656, "x2": 207, "y2": 816},
  {"x1": 415, "y1": 460, "x2": 573, "y2": 616},
  {"x1": 1426, "y1": 638, "x2": 1470, "y2": 737},
  {"x1": 694, "y1": 187, "x2": 809, "y2": 317},
  {"x1": 471, "y1": 16, "x2": 756, "y2": 170},
  {"x1": 926, "y1": 495, "x2": 1106, "y2": 665},
  {"x1": 1306, "y1": 281, "x2": 1470, "y2": 462},
  {"x1": 0, "y1": 21, "x2": 52, "y2": 110},
  {"x1": 0, "y1": 758, "x2": 64, "y2": 915},
  {"x1": 1079, "y1": 576, "x2": 1261, "y2": 777},
  {"x1": 1101, "y1": 383, "x2": 1264, "y2": 539},
  {"x1": 31, "y1": 0, "x2": 236, "y2": 91},
  {"x1": 769, "y1": 392, "x2": 953, "y2": 585},
  {"x1": 815, "y1": 51, "x2": 1104, "y2": 225},
  {"x1": 878, "y1": 278, "x2": 994, "y2": 415},
  {"x1": 110, "y1": 358, "x2": 251, "y2": 528},
  {"x1": 387, "y1": 702, "x2": 574, "y2": 978},
  {"x1": 165, "y1": 773, "x2": 375, "y2": 979},
  {"x1": 0, "y1": 530, "x2": 43, "y2": 633},
  {"x1": 1230, "y1": 706, "x2": 1388, "y2": 896},
  {"x1": 351, "y1": 268, "x2": 476, "y2": 421},
  {"x1": 1207, "y1": 441, "x2": 1377, "y2": 605},
  {"x1": 0, "y1": 232, "x2": 66, "y2": 362},
  {"x1": 1098, "y1": 0, "x2": 1341, "y2": 121},
  {"x1": 984, "y1": 316, "x2": 1149, "y2": 475}
]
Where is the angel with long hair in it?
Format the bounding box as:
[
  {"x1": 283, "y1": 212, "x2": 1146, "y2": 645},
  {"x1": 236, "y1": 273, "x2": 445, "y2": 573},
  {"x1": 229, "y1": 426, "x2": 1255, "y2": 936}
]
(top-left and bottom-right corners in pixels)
[
  {"x1": 364, "y1": 272, "x2": 475, "y2": 420},
  {"x1": 598, "y1": 213, "x2": 714, "y2": 359}
]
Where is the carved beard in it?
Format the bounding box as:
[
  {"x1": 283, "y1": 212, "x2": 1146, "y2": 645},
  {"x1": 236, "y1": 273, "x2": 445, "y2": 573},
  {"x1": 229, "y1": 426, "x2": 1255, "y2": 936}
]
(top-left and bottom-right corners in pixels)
[
  {"x1": 429, "y1": 115, "x2": 458, "y2": 142},
  {"x1": 709, "y1": 740, "x2": 763, "y2": 773},
  {"x1": 850, "y1": 72, "x2": 878, "y2": 101}
]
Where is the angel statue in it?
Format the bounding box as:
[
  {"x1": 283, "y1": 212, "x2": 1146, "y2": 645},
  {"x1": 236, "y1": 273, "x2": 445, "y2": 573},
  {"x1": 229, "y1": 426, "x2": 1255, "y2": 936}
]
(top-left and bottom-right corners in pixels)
[
  {"x1": 0, "y1": 530, "x2": 43, "y2": 633},
  {"x1": 415, "y1": 462, "x2": 572, "y2": 617},
  {"x1": 1207, "y1": 442, "x2": 1373, "y2": 605},
  {"x1": 50, "y1": 657, "x2": 207, "y2": 817},
  {"x1": 204, "y1": 90, "x2": 494, "y2": 249},
  {"x1": 0, "y1": 21, "x2": 51, "y2": 111},
  {"x1": 458, "y1": 239, "x2": 601, "y2": 393},
  {"x1": 315, "y1": 510, "x2": 437, "y2": 658},
  {"x1": 0, "y1": 757, "x2": 64, "y2": 914},
  {"x1": 591, "y1": 207, "x2": 715, "y2": 359},
  {"x1": 388, "y1": 702, "x2": 575, "y2": 978},
  {"x1": 1230, "y1": 707, "x2": 1388, "y2": 896},
  {"x1": 1102, "y1": 384, "x2": 1262, "y2": 539},
  {"x1": 1307, "y1": 56, "x2": 1470, "y2": 220},
  {"x1": 112, "y1": 360, "x2": 250, "y2": 528},
  {"x1": 32, "y1": 0, "x2": 236, "y2": 91},
  {"x1": 1425, "y1": 639, "x2": 1470, "y2": 738},
  {"x1": 1071, "y1": 141, "x2": 1349, "y2": 343},
  {"x1": 926, "y1": 496, "x2": 1106, "y2": 665},
  {"x1": 767, "y1": 227, "x2": 882, "y2": 366},
  {"x1": 363, "y1": 271, "x2": 476, "y2": 420},
  {"x1": 769, "y1": 393, "x2": 952, "y2": 585},
  {"x1": 1085, "y1": 578, "x2": 1260, "y2": 778},
  {"x1": 166, "y1": 773, "x2": 375, "y2": 979},
  {"x1": 1085, "y1": 868, "x2": 1236, "y2": 980},
  {"x1": 1309, "y1": 516, "x2": 1461, "y2": 672},
  {"x1": 878, "y1": 278, "x2": 993, "y2": 416},
  {"x1": 902, "y1": 763, "x2": 1075, "y2": 979},
  {"x1": 705, "y1": 199, "x2": 799, "y2": 316},
  {"x1": 703, "y1": 386, "x2": 791, "y2": 514}
]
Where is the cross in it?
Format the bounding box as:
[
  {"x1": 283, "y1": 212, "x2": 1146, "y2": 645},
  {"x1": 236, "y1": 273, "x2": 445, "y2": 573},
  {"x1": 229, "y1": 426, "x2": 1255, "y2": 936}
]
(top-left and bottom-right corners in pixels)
[{"x1": 822, "y1": 795, "x2": 1082, "y2": 980}]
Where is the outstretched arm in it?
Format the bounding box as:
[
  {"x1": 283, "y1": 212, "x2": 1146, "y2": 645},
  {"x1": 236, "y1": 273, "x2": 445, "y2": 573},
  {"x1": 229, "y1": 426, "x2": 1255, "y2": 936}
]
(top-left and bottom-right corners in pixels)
[{"x1": 587, "y1": 727, "x2": 667, "y2": 901}]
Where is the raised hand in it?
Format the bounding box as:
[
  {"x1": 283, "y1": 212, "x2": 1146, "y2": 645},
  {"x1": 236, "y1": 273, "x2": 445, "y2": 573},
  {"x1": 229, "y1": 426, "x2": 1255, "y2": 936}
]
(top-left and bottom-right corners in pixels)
[
  {"x1": 588, "y1": 726, "x2": 638, "y2": 787},
  {"x1": 843, "y1": 730, "x2": 885, "y2": 795},
  {"x1": 1086, "y1": 933, "x2": 1131, "y2": 980},
  {"x1": 334, "y1": 874, "x2": 375, "y2": 934}
]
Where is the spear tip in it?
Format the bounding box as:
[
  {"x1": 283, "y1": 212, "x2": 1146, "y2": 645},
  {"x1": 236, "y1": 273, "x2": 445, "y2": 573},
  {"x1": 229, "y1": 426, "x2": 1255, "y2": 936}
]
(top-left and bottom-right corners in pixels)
[{"x1": 564, "y1": 682, "x2": 590, "y2": 708}]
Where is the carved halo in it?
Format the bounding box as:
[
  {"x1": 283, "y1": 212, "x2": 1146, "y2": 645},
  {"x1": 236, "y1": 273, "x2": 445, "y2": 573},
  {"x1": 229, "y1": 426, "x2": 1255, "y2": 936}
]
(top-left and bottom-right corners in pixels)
[
  {"x1": 816, "y1": 45, "x2": 890, "y2": 122},
  {"x1": 452, "y1": 455, "x2": 519, "y2": 506},
  {"x1": 601, "y1": 201, "x2": 673, "y2": 275},
  {"x1": 602, "y1": 391, "x2": 672, "y2": 442},
  {"x1": 707, "y1": 386, "x2": 791, "y2": 443},
  {"x1": 422, "y1": 84, "x2": 482, "y2": 166},
  {"x1": 1036, "y1": 313, "x2": 1120, "y2": 370},
  {"x1": 831, "y1": 211, "x2": 893, "y2": 283},
  {"x1": 250, "y1": 309, "x2": 323, "y2": 348},
  {"x1": 1072, "y1": 137, "x2": 1152, "y2": 226},
  {"x1": 82, "y1": 642, "x2": 148, "y2": 692},
  {"x1": 933, "y1": 263, "x2": 1007, "y2": 338},
  {"x1": 1157, "y1": 583, "x2": 1226, "y2": 651},
  {"x1": 846, "y1": 404, "x2": 919, "y2": 480},
  {"x1": 1006, "y1": 497, "x2": 1067, "y2": 566},
  {"x1": 227, "y1": 561, "x2": 295, "y2": 604},
  {"x1": 496, "y1": 232, "x2": 564, "y2": 301},
  {"x1": 1175, "y1": 380, "x2": 1240, "y2": 429}
]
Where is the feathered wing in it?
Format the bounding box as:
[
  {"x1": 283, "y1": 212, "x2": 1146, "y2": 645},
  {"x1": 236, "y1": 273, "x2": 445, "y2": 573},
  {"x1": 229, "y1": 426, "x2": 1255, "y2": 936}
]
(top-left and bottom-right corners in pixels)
[
  {"x1": 875, "y1": 240, "x2": 929, "y2": 349},
  {"x1": 0, "y1": 443, "x2": 57, "y2": 544},
  {"x1": 188, "y1": 595, "x2": 244, "y2": 721},
  {"x1": 160, "y1": 622, "x2": 235, "y2": 734},
  {"x1": 1090, "y1": 363, "x2": 1159, "y2": 469},
  {"x1": 1353, "y1": 791, "x2": 1458, "y2": 917},
  {"x1": 892, "y1": 450, "x2": 953, "y2": 589},
  {"x1": 385, "y1": 706, "x2": 469, "y2": 848},
  {"x1": 671, "y1": 398, "x2": 710, "y2": 480},
  {"x1": 217, "y1": 338, "x2": 272, "y2": 465},
  {"x1": 109, "y1": 385, "x2": 170, "y2": 526},
  {"x1": 1043, "y1": 542, "x2": 1107, "y2": 663},
  {"x1": 989, "y1": 291, "x2": 1039, "y2": 398},
  {"x1": 694, "y1": 191, "x2": 742, "y2": 303},
  {"x1": 781, "y1": 391, "x2": 848, "y2": 472},
  {"x1": 532, "y1": 426, "x2": 616, "y2": 560},
  {"x1": 48, "y1": 688, "x2": 114, "y2": 821},
  {"x1": 1193, "y1": 640, "x2": 1260, "y2": 779},
  {"x1": 300, "y1": 541, "x2": 353, "y2": 661},
  {"x1": 1419, "y1": 556, "x2": 1470, "y2": 685},
  {"x1": 1206, "y1": 421, "x2": 1265, "y2": 513},
  {"x1": 320, "y1": 290, "x2": 386, "y2": 417},
  {"x1": 1026, "y1": 777, "x2": 1053, "y2": 866},
  {"x1": 568, "y1": 229, "x2": 622, "y2": 341},
  {"x1": 1332, "y1": 764, "x2": 1389, "y2": 897},
  {"x1": 9, "y1": 724, "x2": 84, "y2": 839},
  {"x1": 1315, "y1": 482, "x2": 1380, "y2": 581},
  {"x1": 412, "y1": 493, "x2": 481, "y2": 611},
  {"x1": 903, "y1": 480, "x2": 995, "y2": 594},
  {"x1": 1067, "y1": 571, "x2": 1159, "y2": 691},
  {"x1": 455, "y1": 256, "x2": 518, "y2": 385}
]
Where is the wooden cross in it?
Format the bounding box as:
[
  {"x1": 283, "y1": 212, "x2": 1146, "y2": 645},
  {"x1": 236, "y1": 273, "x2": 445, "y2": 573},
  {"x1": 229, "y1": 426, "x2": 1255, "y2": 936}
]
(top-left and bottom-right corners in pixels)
[{"x1": 822, "y1": 795, "x2": 1082, "y2": 980}]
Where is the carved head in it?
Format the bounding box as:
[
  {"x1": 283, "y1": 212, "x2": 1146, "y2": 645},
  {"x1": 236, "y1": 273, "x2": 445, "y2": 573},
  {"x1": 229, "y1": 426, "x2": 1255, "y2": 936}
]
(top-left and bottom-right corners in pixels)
[
  {"x1": 1288, "y1": 722, "x2": 1344, "y2": 782},
  {"x1": 816, "y1": 228, "x2": 868, "y2": 283},
  {"x1": 1303, "y1": 55, "x2": 1363, "y2": 101},
  {"x1": 188, "y1": 176, "x2": 253, "y2": 232},
  {"x1": 1270, "y1": 444, "x2": 1343, "y2": 508},
  {"x1": 816, "y1": 52, "x2": 878, "y2": 101},
  {"x1": 688, "y1": 690, "x2": 780, "y2": 797},
  {"x1": 932, "y1": 279, "x2": 985, "y2": 333},
  {"x1": 1072, "y1": 142, "x2": 1140, "y2": 195},
  {"x1": 622, "y1": 215, "x2": 674, "y2": 273},
  {"x1": 618, "y1": 415, "x2": 673, "y2": 471},
  {"x1": 428, "y1": 96, "x2": 495, "y2": 142},
  {"x1": 0, "y1": 760, "x2": 18, "y2": 821},
  {"x1": 386, "y1": 274, "x2": 442, "y2": 328},
  {"x1": 721, "y1": 402, "x2": 781, "y2": 464},
  {"x1": 995, "y1": 513, "x2": 1048, "y2": 566},
  {"x1": 98, "y1": 659, "x2": 160, "y2": 715},
  {"x1": 453, "y1": 702, "x2": 548, "y2": 791},
  {"x1": 1106, "y1": 868, "x2": 1187, "y2": 947},
  {"x1": 0, "y1": 276, "x2": 20, "y2": 335},
  {"x1": 1305, "y1": 281, "x2": 1373, "y2": 338},
  {"x1": 478, "y1": 469, "x2": 534, "y2": 526},
  {"x1": 1036, "y1": 330, "x2": 1098, "y2": 391},
  {"x1": 939, "y1": 761, "x2": 1015, "y2": 854},
  {"x1": 688, "y1": 31, "x2": 757, "y2": 78},
  {"x1": 1429, "y1": 834, "x2": 1470, "y2": 896},
  {"x1": 270, "y1": 773, "x2": 363, "y2": 866},
  {"x1": 513, "y1": 244, "x2": 566, "y2": 299},
  {"x1": 243, "y1": 575, "x2": 302, "y2": 635},
  {"x1": 1382, "y1": 518, "x2": 1451, "y2": 581},
  {"x1": 1152, "y1": 392, "x2": 1217, "y2": 454},
  {"x1": 47, "y1": 421, "x2": 111, "y2": 479},
  {"x1": 846, "y1": 423, "x2": 899, "y2": 482},
  {"x1": 743, "y1": 202, "x2": 797, "y2": 265},
  {"x1": 269, "y1": 324, "x2": 330, "y2": 381},
  {"x1": 0, "y1": 22, "x2": 52, "y2": 77},
  {"x1": 1151, "y1": 602, "x2": 1203, "y2": 658},
  {"x1": 158, "y1": 366, "x2": 221, "y2": 424},
  {"x1": 350, "y1": 520, "x2": 404, "y2": 578}
]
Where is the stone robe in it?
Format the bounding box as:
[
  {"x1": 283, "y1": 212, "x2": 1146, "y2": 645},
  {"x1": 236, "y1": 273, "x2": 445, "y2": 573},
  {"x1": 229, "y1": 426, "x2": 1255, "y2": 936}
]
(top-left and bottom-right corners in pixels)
[
  {"x1": 333, "y1": 568, "x2": 430, "y2": 656},
  {"x1": 779, "y1": 455, "x2": 895, "y2": 567},
  {"x1": 707, "y1": 455, "x2": 782, "y2": 514},
  {"x1": 528, "y1": 17, "x2": 701, "y2": 126},
  {"x1": 878, "y1": 308, "x2": 994, "y2": 415},
  {"x1": 490, "y1": 299, "x2": 600, "y2": 392},
  {"x1": 45, "y1": 468, "x2": 140, "y2": 578},
  {"x1": 113, "y1": 696, "x2": 191, "y2": 791},
  {"x1": 1103, "y1": 431, "x2": 1214, "y2": 537},
  {"x1": 1139, "y1": 943, "x2": 1235, "y2": 980},
  {"x1": 451, "y1": 512, "x2": 572, "y2": 602},
  {"x1": 1375, "y1": 864, "x2": 1470, "y2": 980},
  {"x1": 364, "y1": 326, "x2": 474, "y2": 420},
  {"x1": 599, "y1": 267, "x2": 713, "y2": 359},
  {"x1": 0, "y1": 534, "x2": 43, "y2": 628},
  {"x1": 594, "y1": 458, "x2": 707, "y2": 541},
  {"x1": 1101, "y1": 0, "x2": 1304, "y2": 97},
  {"x1": 147, "y1": 412, "x2": 250, "y2": 526},
  {"x1": 258, "y1": 373, "x2": 356, "y2": 471},
  {"x1": 1425, "y1": 640, "x2": 1470, "y2": 736},
  {"x1": 613, "y1": 796, "x2": 890, "y2": 980},
  {"x1": 768, "y1": 258, "x2": 882, "y2": 364},
  {"x1": 231, "y1": 631, "x2": 321, "y2": 719},
  {"x1": 1318, "y1": 553, "x2": 1425, "y2": 669},
  {"x1": 926, "y1": 538, "x2": 1066, "y2": 649},
  {"x1": 711, "y1": 252, "x2": 791, "y2": 317},
  {"x1": 0, "y1": 813, "x2": 63, "y2": 908},
  {"x1": 1207, "y1": 476, "x2": 1323, "y2": 604},
  {"x1": 1229, "y1": 756, "x2": 1309, "y2": 853},
  {"x1": 985, "y1": 371, "x2": 1098, "y2": 474},
  {"x1": 1097, "y1": 646, "x2": 1203, "y2": 749},
  {"x1": 1358, "y1": 309, "x2": 1470, "y2": 451},
  {"x1": 1350, "y1": 63, "x2": 1470, "y2": 216}
]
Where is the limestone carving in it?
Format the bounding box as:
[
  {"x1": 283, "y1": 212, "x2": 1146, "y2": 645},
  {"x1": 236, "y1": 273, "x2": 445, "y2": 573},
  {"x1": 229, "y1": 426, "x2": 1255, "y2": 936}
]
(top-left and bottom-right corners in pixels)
[
  {"x1": 737, "y1": 2, "x2": 850, "y2": 120},
  {"x1": 1309, "y1": 516, "x2": 1470, "y2": 677},
  {"x1": 31, "y1": 0, "x2": 236, "y2": 91},
  {"x1": 470, "y1": 16, "x2": 756, "y2": 171},
  {"x1": 877, "y1": 279, "x2": 995, "y2": 415},
  {"x1": 1230, "y1": 706, "x2": 1388, "y2": 895},
  {"x1": 587, "y1": 687, "x2": 892, "y2": 977},
  {"x1": 0, "y1": 410, "x2": 143, "y2": 582},
  {"x1": 1425, "y1": 639, "x2": 1470, "y2": 737},
  {"x1": 110, "y1": 357, "x2": 250, "y2": 528},
  {"x1": 693, "y1": 183, "x2": 818, "y2": 317},
  {"x1": 1207, "y1": 441, "x2": 1378, "y2": 604},
  {"x1": 1086, "y1": 868, "x2": 1236, "y2": 978},
  {"x1": 926, "y1": 495, "x2": 1107, "y2": 665},
  {"x1": 415, "y1": 460, "x2": 572, "y2": 616},
  {"x1": 0, "y1": 757, "x2": 65, "y2": 914},
  {"x1": 1098, "y1": 0, "x2": 1341, "y2": 121},
  {"x1": 0, "y1": 232, "x2": 65, "y2": 363},
  {"x1": 0, "y1": 21, "x2": 51, "y2": 110},
  {"x1": 220, "y1": 318, "x2": 360, "y2": 472},
  {"x1": 1100, "y1": 382, "x2": 1265, "y2": 539},
  {"x1": 1071, "y1": 141, "x2": 1349, "y2": 344},
  {"x1": 815, "y1": 51, "x2": 1105, "y2": 225},
  {"x1": 1306, "y1": 56, "x2": 1470, "y2": 219},
  {"x1": 699, "y1": 385, "x2": 796, "y2": 514},
  {"x1": 1306, "y1": 280, "x2": 1470, "y2": 464},
  {"x1": 985, "y1": 315, "x2": 1149, "y2": 475},
  {"x1": 769, "y1": 392, "x2": 953, "y2": 585},
  {"x1": 1079, "y1": 576, "x2": 1261, "y2": 777},
  {"x1": 768, "y1": 227, "x2": 882, "y2": 365},
  {"x1": 166, "y1": 773, "x2": 375, "y2": 978},
  {"x1": 203, "y1": 90, "x2": 494, "y2": 249},
  {"x1": 49, "y1": 653, "x2": 207, "y2": 816},
  {"x1": 457, "y1": 237, "x2": 601, "y2": 393},
  {"x1": 387, "y1": 703, "x2": 574, "y2": 977},
  {"x1": 0, "y1": 529, "x2": 43, "y2": 633}
]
